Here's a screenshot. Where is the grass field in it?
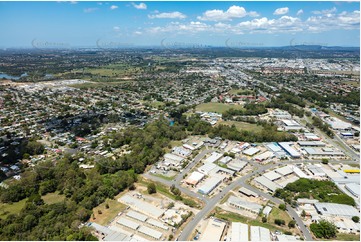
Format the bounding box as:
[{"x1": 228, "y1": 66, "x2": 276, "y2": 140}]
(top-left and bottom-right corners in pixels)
[
  {"x1": 195, "y1": 103, "x2": 244, "y2": 113},
  {"x1": 268, "y1": 207, "x2": 292, "y2": 225},
  {"x1": 89, "y1": 198, "x2": 127, "y2": 226},
  {"x1": 0, "y1": 198, "x2": 27, "y2": 219},
  {"x1": 42, "y1": 192, "x2": 65, "y2": 204},
  {"x1": 151, "y1": 173, "x2": 176, "y2": 181},
  {"x1": 69, "y1": 81, "x2": 131, "y2": 89},
  {"x1": 218, "y1": 121, "x2": 263, "y2": 133},
  {"x1": 334, "y1": 233, "x2": 360, "y2": 241},
  {"x1": 213, "y1": 207, "x2": 292, "y2": 234},
  {"x1": 228, "y1": 88, "x2": 255, "y2": 95}
]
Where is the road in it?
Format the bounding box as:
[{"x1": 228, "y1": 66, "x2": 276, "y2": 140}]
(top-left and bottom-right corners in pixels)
[{"x1": 146, "y1": 154, "x2": 359, "y2": 241}]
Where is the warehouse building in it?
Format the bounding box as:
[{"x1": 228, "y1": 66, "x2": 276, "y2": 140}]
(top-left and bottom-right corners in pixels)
[
  {"x1": 119, "y1": 195, "x2": 165, "y2": 218},
  {"x1": 204, "y1": 152, "x2": 223, "y2": 164},
  {"x1": 314, "y1": 203, "x2": 359, "y2": 218},
  {"x1": 198, "y1": 177, "x2": 223, "y2": 195},
  {"x1": 88, "y1": 222, "x2": 132, "y2": 241},
  {"x1": 146, "y1": 218, "x2": 168, "y2": 230},
  {"x1": 250, "y1": 226, "x2": 270, "y2": 241},
  {"x1": 239, "y1": 187, "x2": 258, "y2": 197},
  {"x1": 275, "y1": 165, "x2": 294, "y2": 177},
  {"x1": 231, "y1": 222, "x2": 249, "y2": 242},
  {"x1": 304, "y1": 147, "x2": 344, "y2": 158},
  {"x1": 201, "y1": 218, "x2": 226, "y2": 241},
  {"x1": 254, "y1": 151, "x2": 274, "y2": 162},
  {"x1": 243, "y1": 147, "x2": 261, "y2": 156},
  {"x1": 266, "y1": 143, "x2": 287, "y2": 158},
  {"x1": 254, "y1": 176, "x2": 282, "y2": 192},
  {"x1": 281, "y1": 119, "x2": 303, "y2": 131},
  {"x1": 263, "y1": 170, "x2": 282, "y2": 181},
  {"x1": 163, "y1": 153, "x2": 184, "y2": 166},
  {"x1": 116, "y1": 217, "x2": 140, "y2": 230},
  {"x1": 227, "y1": 159, "x2": 247, "y2": 172},
  {"x1": 298, "y1": 141, "x2": 326, "y2": 147},
  {"x1": 304, "y1": 132, "x2": 321, "y2": 141},
  {"x1": 227, "y1": 195, "x2": 263, "y2": 215},
  {"x1": 126, "y1": 210, "x2": 148, "y2": 222},
  {"x1": 138, "y1": 225, "x2": 163, "y2": 240},
  {"x1": 219, "y1": 156, "x2": 233, "y2": 165},
  {"x1": 185, "y1": 171, "x2": 205, "y2": 185},
  {"x1": 278, "y1": 142, "x2": 301, "y2": 158},
  {"x1": 198, "y1": 163, "x2": 217, "y2": 175},
  {"x1": 345, "y1": 183, "x2": 360, "y2": 197}
]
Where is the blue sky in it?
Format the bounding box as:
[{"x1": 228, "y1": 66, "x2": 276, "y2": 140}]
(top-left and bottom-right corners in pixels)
[{"x1": 0, "y1": 1, "x2": 359, "y2": 48}]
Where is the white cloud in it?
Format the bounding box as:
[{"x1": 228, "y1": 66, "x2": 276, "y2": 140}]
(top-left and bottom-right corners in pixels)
[
  {"x1": 297, "y1": 9, "x2": 304, "y2": 16},
  {"x1": 110, "y1": 5, "x2": 118, "y2": 10},
  {"x1": 134, "y1": 31, "x2": 142, "y2": 35},
  {"x1": 145, "y1": 9, "x2": 359, "y2": 36},
  {"x1": 306, "y1": 10, "x2": 359, "y2": 32},
  {"x1": 148, "y1": 11, "x2": 187, "y2": 19},
  {"x1": 70, "y1": 1, "x2": 77, "y2": 4},
  {"x1": 132, "y1": 3, "x2": 147, "y2": 10},
  {"x1": 197, "y1": 5, "x2": 258, "y2": 21},
  {"x1": 312, "y1": 7, "x2": 337, "y2": 15},
  {"x1": 273, "y1": 7, "x2": 289, "y2": 15},
  {"x1": 113, "y1": 26, "x2": 120, "y2": 31},
  {"x1": 84, "y1": 8, "x2": 98, "y2": 13}
]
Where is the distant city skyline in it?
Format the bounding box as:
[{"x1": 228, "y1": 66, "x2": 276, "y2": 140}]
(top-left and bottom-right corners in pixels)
[{"x1": 0, "y1": 1, "x2": 359, "y2": 48}]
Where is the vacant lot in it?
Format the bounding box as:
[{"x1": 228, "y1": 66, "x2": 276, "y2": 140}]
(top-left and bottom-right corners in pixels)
[
  {"x1": 218, "y1": 121, "x2": 263, "y2": 133},
  {"x1": 89, "y1": 197, "x2": 127, "y2": 226},
  {"x1": 195, "y1": 103, "x2": 244, "y2": 113},
  {"x1": 42, "y1": 192, "x2": 65, "y2": 204},
  {"x1": 0, "y1": 198, "x2": 27, "y2": 219}
]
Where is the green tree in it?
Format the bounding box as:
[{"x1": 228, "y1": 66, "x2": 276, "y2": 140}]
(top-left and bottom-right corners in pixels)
[
  {"x1": 288, "y1": 220, "x2": 296, "y2": 228},
  {"x1": 147, "y1": 183, "x2": 157, "y2": 194},
  {"x1": 310, "y1": 220, "x2": 337, "y2": 239},
  {"x1": 321, "y1": 158, "x2": 329, "y2": 164},
  {"x1": 352, "y1": 216, "x2": 360, "y2": 223},
  {"x1": 279, "y1": 204, "x2": 286, "y2": 211},
  {"x1": 301, "y1": 210, "x2": 306, "y2": 218}
]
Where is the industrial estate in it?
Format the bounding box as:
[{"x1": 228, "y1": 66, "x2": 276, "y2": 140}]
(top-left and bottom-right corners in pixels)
[{"x1": 0, "y1": 1, "x2": 360, "y2": 242}]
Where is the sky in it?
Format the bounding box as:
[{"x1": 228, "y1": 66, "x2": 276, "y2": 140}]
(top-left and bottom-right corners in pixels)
[{"x1": 0, "y1": 1, "x2": 359, "y2": 48}]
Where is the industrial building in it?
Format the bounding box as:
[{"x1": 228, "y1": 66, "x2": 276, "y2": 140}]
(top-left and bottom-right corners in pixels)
[
  {"x1": 138, "y1": 225, "x2": 163, "y2": 240},
  {"x1": 201, "y1": 218, "x2": 226, "y2": 241},
  {"x1": 198, "y1": 177, "x2": 223, "y2": 195},
  {"x1": 263, "y1": 170, "x2": 282, "y2": 181},
  {"x1": 163, "y1": 153, "x2": 184, "y2": 166},
  {"x1": 204, "y1": 152, "x2": 223, "y2": 163},
  {"x1": 227, "y1": 159, "x2": 247, "y2": 172},
  {"x1": 265, "y1": 143, "x2": 287, "y2": 158},
  {"x1": 119, "y1": 195, "x2": 165, "y2": 218},
  {"x1": 298, "y1": 141, "x2": 326, "y2": 147},
  {"x1": 227, "y1": 195, "x2": 263, "y2": 215},
  {"x1": 185, "y1": 171, "x2": 205, "y2": 185},
  {"x1": 314, "y1": 203, "x2": 359, "y2": 218},
  {"x1": 243, "y1": 147, "x2": 260, "y2": 156},
  {"x1": 117, "y1": 217, "x2": 140, "y2": 230},
  {"x1": 254, "y1": 175, "x2": 282, "y2": 192},
  {"x1": 254, "y1": 151, "x2": 274, "y2": 162},
  {"x1": 250, "y1": 226, "x2": 271, "y2": 241},
  {"x1": 239, "y1": 187, "x2": 258, "y2": 197},
  {"x1": 88, "y1": 222, "x2": 134, "y2": 241},
  {"x1": 345, "y1": 183, "x2": 360, "y2": 197},
  {"x1": 278, "y1": 142, "x2": 301, "y2": 158},
  {"x1": 231, "y1": 222, "x2": 249, "y2": 242},
  {"x1": 126, "y1": 210, "x2": 148, "y2": 222},
  {"x1": 303, "y1": 147, "x2": 344, "y2": 158},
  {"x1": 281, "y1": 119, "x2": 303, "y2": 131}
]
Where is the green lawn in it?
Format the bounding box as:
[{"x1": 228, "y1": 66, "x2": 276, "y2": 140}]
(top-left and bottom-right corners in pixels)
[
  {"x1": 195, "y1": 103, "x2": 244, "y2": 113},
  {"x1": 89, "y1": 198, "x2": 127, "y2": 226},
  {"x1": 218, "y1": 121, "x2": 263, "y2": 133},
  {"x1": 42, "y1": 192, "x2": 65, "y2": 204},
  {"x1": 0, "y1": 198, "x2": 27, "y2": 219},
  {"x1": 268, "y1": 207, "x2": 292, "y2": 225},
  {"x1": 228, "y1": 88, "x2": 255, "y2": 95},
  {"x1": 151, "y1": 173, "x2": 176, "y2": 181},
  {"x1": 213, "y1": 207, "x2": 292, "y2": 234},
  {"x1": 334, "y1": 233, "x2": 360, "y2": 241}
]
